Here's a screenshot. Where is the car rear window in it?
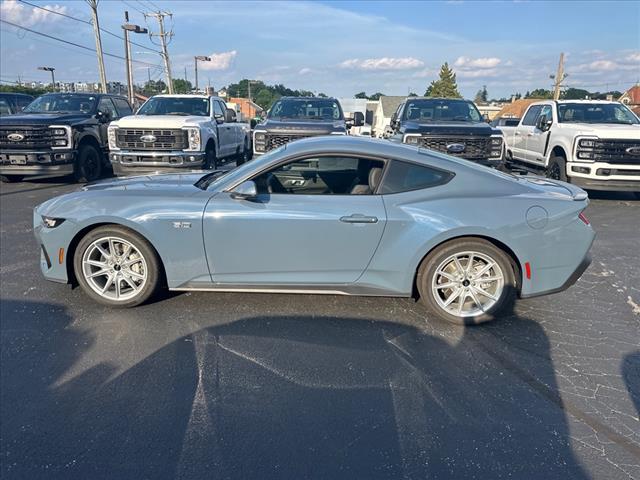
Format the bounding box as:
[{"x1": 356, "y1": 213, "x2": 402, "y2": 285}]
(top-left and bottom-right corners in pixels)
[{"x1": 379, "y1": 160, "x2": 453, "y2": 194}]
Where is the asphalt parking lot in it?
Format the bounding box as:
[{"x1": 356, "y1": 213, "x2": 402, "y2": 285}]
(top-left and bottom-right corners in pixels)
[{"x1": 1, "y1": 175, "x2": 639, "y2": 480}]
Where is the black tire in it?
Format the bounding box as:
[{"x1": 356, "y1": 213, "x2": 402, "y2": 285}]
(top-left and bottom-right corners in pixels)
[
  {"x1": 237, "y1": 139, "x2": 250, "y2": 165},
  {"x1": 204, "y1": 144, "x2": 217, "y2": 170},
  {"x1": 416, "y1": 238, "x2": 517, "y2": 325},
  {"x1": 546, "y1": 153, "x2": 568, "y2": 182},
  {"x1": 74, "y1": 144, "x2": 103, "y2": 183},
  {"x1": 73, "y1": 225, "x2": 162, "y2": 307},
  {"x1": 0, "y1": 175, "x2": 24, "y2": 183}
]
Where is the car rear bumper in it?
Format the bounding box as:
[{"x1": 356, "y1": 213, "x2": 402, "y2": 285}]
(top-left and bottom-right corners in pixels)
[
  {"x1": 0, "y1": 150, "x2": 75, "y2": 176},
  {"x1": 110, "y1": 150, "x2": 205, "y2": 176},
  {"x1": 520, "y1": 253, "x2": 591, "y2": 299}
]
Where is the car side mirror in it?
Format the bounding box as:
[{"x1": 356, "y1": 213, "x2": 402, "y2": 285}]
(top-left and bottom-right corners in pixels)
[
  {"x1": 230, "y1": 180, "x2": 258, "y2": 200},
  {"x1": 353, "y1": 111, "x2": 364, "y2": 127},
  {"x1": 345, "y1": 116, "x2": 354, "y2": 128},
  {"x1": 536, "y1": 114, "x2": 552, "y2": 131},
  {"x1": 482, "y1": 113, "x2": 490, "y2": 123},
  {"x1": 97, "y1": 110, "x2": 111, "y2": 123},
  {"x1": 225, "y1": 108, "x2": 237, "y2": 123}
]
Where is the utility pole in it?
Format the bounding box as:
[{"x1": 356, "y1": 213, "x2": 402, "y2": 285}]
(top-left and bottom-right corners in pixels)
[
  {"x1": 86, "y1": 0, "x2": 108, "y2": 93},
  {"x1": 147, "y1": 11, "x2": 174, "y2": 94},
  {"x1": 38, "y1": 66, "x2": 55, "y2": 91},
  {"x1": 122, "y1": 12, "x2": 148, "y2": 106},
  {"x1": 194, "y1": 56, "x2": 211, "y2": 92},
  {"x1": 550, "y1": 53, "x2": 568, "y2": 101}
]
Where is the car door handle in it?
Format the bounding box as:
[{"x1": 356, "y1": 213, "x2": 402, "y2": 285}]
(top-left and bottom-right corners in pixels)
[
  {"x1": 514, "y1": 131, "x2": 521, "y2": 136},
  {"x1": 527, "y1": 133, "x2": 533, "y2": 137},
  {"x1": 340, "y1": 214, "x2": 378, "y2": 224}
]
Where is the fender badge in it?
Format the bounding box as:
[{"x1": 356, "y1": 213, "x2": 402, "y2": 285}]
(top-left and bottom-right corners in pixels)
[{"x1": 172, "y1": 221, "x2": 192, "y2": 229}]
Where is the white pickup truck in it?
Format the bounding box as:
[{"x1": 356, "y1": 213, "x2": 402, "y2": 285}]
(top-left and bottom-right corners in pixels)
[
  {"x1": 107, "y1": 95, "x2": 251, "y2": 175},
  {"x1": 501, "y1": 100, "x2": 640, "y2": 193}
]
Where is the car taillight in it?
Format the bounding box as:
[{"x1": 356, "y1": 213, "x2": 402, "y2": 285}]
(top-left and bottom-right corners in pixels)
[{"x1": 578, "y1": 212, "x2": 590, "y2": 225}]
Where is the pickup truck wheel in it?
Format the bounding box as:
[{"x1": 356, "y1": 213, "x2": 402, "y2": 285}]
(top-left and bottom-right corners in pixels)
[
  {"x1": 237, "y1": 140, "x2": 250, "y2": 165},
  {"x1": 416, "y1": 238, "x2": 516, "y2": 325},
  {"x1": 74, "y1": 144, "x2": 103, "y2": 183},
  {"x1": 204, "y1": 145, "x2": 217, "y2": 170},
  {"x1": 0, "y1": 175, "x2": 23, "y2": 183},
  {"x1": 546, "y1": 154, "x2": 568, "y2": 182}
]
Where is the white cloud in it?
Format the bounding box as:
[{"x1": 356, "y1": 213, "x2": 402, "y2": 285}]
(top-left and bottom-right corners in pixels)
[
  {"x1": 454, "y1": 56, "x2": 502, "y2": 69},
  {"x1": 457, "y1": 68, "x2": 500, "y2": 78},
  {"x1": 588, "y1": 60, "x2": 617, "y2": 71},
  {"x1": 0, "y1": 0, "x2": 67, "y2": 26},
  {"x1": 298, "y1": 67, "x2": 312, "y2": 75},
  {"x1": 626, "y1": 52, "x2": 640, "y2": 63},
  {"x1": 198, "y1": 50, "x2": 237, "y2": 71},
  {"x1": 339, "y1": 57, "x2": 424, "y2": 70}
]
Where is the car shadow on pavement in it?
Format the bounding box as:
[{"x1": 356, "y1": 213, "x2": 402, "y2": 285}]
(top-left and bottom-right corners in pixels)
[
  {"x1": 1, "y1": 298, "x2": 590, "y2": 480},
  {"x1": 623, "y1": 351, "x2": 640, "y2": 416}
]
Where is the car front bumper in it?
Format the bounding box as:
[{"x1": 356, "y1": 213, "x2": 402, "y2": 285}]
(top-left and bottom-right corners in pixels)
[
  {"x1": 110, "y1": 150, "x2": 206, "y2": 176},
  {"x1": 33, "y1": 209, "x2": 76, "y2": 284},
  {"x1": 0, "y1": 150, "x2": 75, "y2": 176},
  {"x1": 568, "y1": 161, "x2": 640, "y2": 192}
]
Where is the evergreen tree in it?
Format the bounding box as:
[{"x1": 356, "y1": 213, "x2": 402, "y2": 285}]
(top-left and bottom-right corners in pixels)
[
  {"x1": 424, "y1": 63, "x2": 461, "y2": 98},
  {"x1": 474, "y1": 85, "x2": 488, "y2": 103}
]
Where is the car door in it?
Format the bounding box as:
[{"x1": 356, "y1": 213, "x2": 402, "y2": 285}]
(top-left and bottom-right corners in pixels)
[
  {"x1": 212, "y1": 100, "x2": 232, "y2": 157},
  {"x1": 203, "y1": 155, "x2": 387, "y2": 285},
  {"x1": 512, "y1": 105, "x2": 541, "y2": 162},
  {"x1": 525, "y1": 104, "x2": 553, "y2": 166},
  {"x1": 96, "y1": 97, "x2": 119, "y2": 145}
]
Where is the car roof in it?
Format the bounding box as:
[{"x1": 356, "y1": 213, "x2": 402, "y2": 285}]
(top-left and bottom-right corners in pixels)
[{"x1": 278, "y1": 96, "x2": 338, "y2": 101}]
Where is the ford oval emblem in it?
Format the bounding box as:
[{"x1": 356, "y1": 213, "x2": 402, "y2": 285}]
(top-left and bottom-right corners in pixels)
[
  {"x1": 140, "y1": 134, "x2": 156, "y2": 143},
  {"x1": 7, "y1": 133, "x2": 25, "y2": 142},
  {"x1": 625, "y1": 146, "x2": 640, "y2": 155},
  {"x1": 446, "y1": 143, "x2": 466, "y2": 153}
]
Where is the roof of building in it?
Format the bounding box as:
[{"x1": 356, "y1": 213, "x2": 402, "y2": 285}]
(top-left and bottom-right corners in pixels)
[
  {"x1": 379, "y1": 96, "x2": 405, "y2": 117},
  {"x1": 621, "y1": 85, "x2": 640, "y2": 105},
  {"x1": 495, "y1": 98, "x2": 543, "y2": 119}
]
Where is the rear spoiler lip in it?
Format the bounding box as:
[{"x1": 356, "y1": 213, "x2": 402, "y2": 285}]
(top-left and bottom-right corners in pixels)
[{"x1": 522, "y1": 176, "x2": 589, "y2": 201}]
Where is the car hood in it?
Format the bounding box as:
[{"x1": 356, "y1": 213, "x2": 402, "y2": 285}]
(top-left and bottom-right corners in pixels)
[
  {"x1": 402, "y1": 121, "x2": 499, "y2": 136},
  {"x1": 81, "y1": 172, "x2": 209, "y2": 192},
  {"x1": 113, "y1": 115, "x2": 208, "y2": 128},
  {"x1": 557, "y1": 123, "x2": 640, "y2": 139},
  {"x1": 0, "y1": 112, "x2": 93, "y2": 125},
  {"x1": 257, "y1": 119, "x2": 346, "y2": 134}
]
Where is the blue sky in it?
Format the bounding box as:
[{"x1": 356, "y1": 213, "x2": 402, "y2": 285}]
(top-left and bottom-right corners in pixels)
[{"x1": 1, "y1": 0, "x2": 638, "y2": 99}]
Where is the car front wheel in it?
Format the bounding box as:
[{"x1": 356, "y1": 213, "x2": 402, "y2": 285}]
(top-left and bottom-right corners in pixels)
[
  {"x1": 74, "y1": 226, "x2": 161, "y2": 307},
  {"x1": 417, "y1": 238, "x2": 516, "y2": 325}
]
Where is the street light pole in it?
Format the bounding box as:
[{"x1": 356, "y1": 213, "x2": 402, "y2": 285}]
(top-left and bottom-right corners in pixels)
[
  {"x1": 122, "y1": 12, "x2": 148, "y2": 106},
  {"x1": 194, "y1": 55, "x2": 211, "y2": 93},
  {"x1": 38, "y1": 66, "x2": 55, "y2": 91}
]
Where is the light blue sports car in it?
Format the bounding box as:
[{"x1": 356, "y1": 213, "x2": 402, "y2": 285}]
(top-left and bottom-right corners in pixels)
[{"x1": 34, "y1": 136, "x2": 594, "y2": 324}]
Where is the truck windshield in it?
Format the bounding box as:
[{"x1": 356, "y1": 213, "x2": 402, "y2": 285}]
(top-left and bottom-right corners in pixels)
[
  {"x1": 137, "y1": 97, "x2": 210, "y2": 116},
  {"x1": 557, "y1": 103, "x2": 639, "y2": 125},
  {"x1": 23, "y1": 94, "x2": 97, "y2": 114},
  {"x1": 403, "y1": 99, "x2": 482, "y2": 123},
  {"x1": 268, "y1": 99, "x2": 343, "y2": 121}
]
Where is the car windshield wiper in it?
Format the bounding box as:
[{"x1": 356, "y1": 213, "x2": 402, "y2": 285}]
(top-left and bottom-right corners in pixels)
[{"x1": 166, "y1": 112, "x2": 190, "y2": 116}]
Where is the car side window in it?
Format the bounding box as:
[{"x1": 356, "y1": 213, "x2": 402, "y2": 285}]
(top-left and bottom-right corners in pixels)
[
  {"x1": 98, "y1": 97, "x2": 118, "y2": 119},
  {"x1": 521, "y1": 105, "x2": 543, "y2": 126},
  {"x1": 537, "y1": 105, "x2": 552, "y2": 125},
  {"x1": 252, "y1": 156, "x2": 385, "y2": 195},
  {"x1": 379, "y1": 160, "x2": 453, "y2": 194},
  {"x1": 212, "y1": 101, "x2": 225, "y2": 119},
  {"x1": 112, "y1": 97, "x2": 133, "y2": 117}
]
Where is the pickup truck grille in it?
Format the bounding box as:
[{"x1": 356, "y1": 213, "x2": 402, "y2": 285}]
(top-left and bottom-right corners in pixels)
[
  {"x1": 116, "y1": 128, "x2": 187, "y2": 151},
  {"x1": 0, "y1": 126, "x2": 55, "y2": 150},
  {"x1": 266, "y1": 134, "x2": 312, "y2": 151},
  {"x1": 418, "y1": 136, "x2": 491, "y2": 160},
  {"x1": 590, "y1": 139, "x2": 640, "y2": 164}
]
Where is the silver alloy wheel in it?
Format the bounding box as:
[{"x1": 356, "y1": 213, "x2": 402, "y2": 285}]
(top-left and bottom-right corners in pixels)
[
  {"x1": 81, "y1": 236, "x2": 148, "y2": 301},
  {"x1": 431, "y1": 251, "x2": 505, "y2": 318}
]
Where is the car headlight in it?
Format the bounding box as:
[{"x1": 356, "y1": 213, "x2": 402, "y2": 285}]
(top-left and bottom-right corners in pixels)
[
  {"x1": 574, "y1": 136, "x2": 599, "y2": 162},
  {"x1": 107, "y1": 126, "x2": 118, "y2": 150},
  {"x1": 185, "y1": 127, "x2": 201, "y2": 151},
  {"x1": 49, "y1": 125, "x2": 71, "y2": 149},
  {"x1": 490, "y1": 135, "x2": 504, "y2": 158},
  {"x1": 253, "y1": 131, "x2": 267, "y2": 152},
  {"x1": 403, "y1": 134, "x2": 420, "y2": 145},
  {"x1": 42, "y1": 216, "x2": 65, "y2": 228}
]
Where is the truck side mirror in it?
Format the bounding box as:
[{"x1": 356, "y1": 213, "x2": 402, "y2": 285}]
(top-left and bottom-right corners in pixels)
[
  {"x1": 224, "y1": 108, "x2": 236, "y2": 123},
  {"x1": 536, "y1": 114, "x2": 551, "y2": 131},
  {"x1": 353, "y1": 111, "x2": 364, "y2": 127}
]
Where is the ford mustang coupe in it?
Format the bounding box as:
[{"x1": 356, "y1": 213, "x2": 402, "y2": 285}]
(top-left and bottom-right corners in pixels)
[{"x1": 34, "y1": 136, "x2": 594, "y2": 324}]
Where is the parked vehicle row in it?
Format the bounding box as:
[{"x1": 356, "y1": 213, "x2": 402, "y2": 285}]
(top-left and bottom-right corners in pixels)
[
  {"x1": 0, "y1": 92, "x2": 34, "y2": 117},
  {"x1": 499, "y1": 100, "x2": 640, "y2": 193}
]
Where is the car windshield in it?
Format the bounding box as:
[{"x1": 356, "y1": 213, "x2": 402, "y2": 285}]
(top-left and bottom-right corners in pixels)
[
  {"x1": 137, "y1": 97, "x2": 210, "y2": 116},
  {"x1": 0, "y1": 98, "x2": 11, "y2": 116},
  {"x1": 557, "y1": 103, "x2": 639, "y2": 125},
  {"x1": 23, "y1": 94, "x2": 97, "y2": 114},
  {"x1": 268, "y1": 99, "x2": 343, "y2": 120},
  {"x1": 403, "y1": 99, "x2": 482, "y2": 123}
]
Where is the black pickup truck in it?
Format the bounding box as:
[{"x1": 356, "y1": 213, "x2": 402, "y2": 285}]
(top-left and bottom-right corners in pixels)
[
  {"x1": 389, "y1": 97, "x2": 505, "y2": 167},
  {"x1": 0, "y1": 92, "x2": 133, "y2": 183},
  {"x1": 252, "y1": 97, "x2": 362, "y2": 155}
]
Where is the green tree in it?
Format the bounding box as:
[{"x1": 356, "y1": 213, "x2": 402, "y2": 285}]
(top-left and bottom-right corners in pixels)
[
  {"x1": 0, "y1": 84, "x2": 48, "y2": 95},
  {"x1": 172, "y1": 79, "x2": 193, "y2": 94},
  {"x1": 526, "y1": 88, "x2": 553, "y2": 99},
  {"x1": 424, "y1": 62, "x2": 461, "y2": 98},
  {"x1": 317, "y1": 92, "x2": 328, "y2": 98},
  {"x1": 368, "y1": 92, "x2": 385, "y2": 101},
  {"x1": 562, "y1": 88, "x2": 590, "y2": 100},
  {"x1": 474, "y1": 85, "x2": 488, "y2": 103},
  {"x1": 142, "y1": 80, "x2": 166, "y2": 96},
  {"x1": 407, "y1": 92, "x2": 418, "y2": 97},
  {"x1": 354, "y1": 91, "x2": 368, "y2": 99}
]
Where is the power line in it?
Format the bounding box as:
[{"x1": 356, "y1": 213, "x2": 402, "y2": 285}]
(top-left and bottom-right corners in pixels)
[
  {"x1": 16, "y1": 0, "x2": 161, "y2": 55},
  {"x1": 121, "y1": 0, "x2": 146, "y2": 16},
  {"x1": 0, "y1": 19, "x2": 160, "y2": 68}
]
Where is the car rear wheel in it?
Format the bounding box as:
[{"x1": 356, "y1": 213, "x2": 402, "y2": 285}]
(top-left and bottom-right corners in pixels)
[
  {"x1": 74, "y1": 144, "x2": 103, "y2": 183},
  {"x1": 204, "y1": 144, "x2": 217, "y2": 170},
  {"x1": 74, "y1": 226, "x2": 161, "y2": 307},
  {"x1": 0, "y1": 175, "x2": 24, "y2": 183},
  {"x1": 416, "y1": 238, "x2": 516, "y2": 325},
  {"x1": 237, "y1": 139, "x2": 250, "y2": 165}
]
